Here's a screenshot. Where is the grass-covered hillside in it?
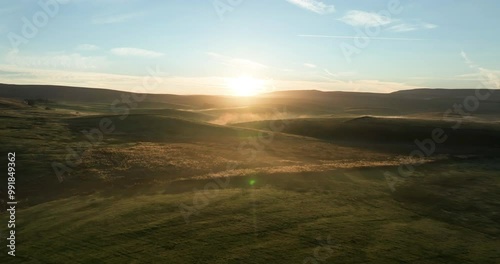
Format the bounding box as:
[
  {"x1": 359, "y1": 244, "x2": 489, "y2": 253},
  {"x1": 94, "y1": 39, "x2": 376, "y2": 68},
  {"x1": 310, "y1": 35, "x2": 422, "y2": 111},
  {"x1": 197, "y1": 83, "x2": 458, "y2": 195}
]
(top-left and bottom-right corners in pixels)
[{"x1": 0, "y1": 85, "x2": 499, "y2": 263}]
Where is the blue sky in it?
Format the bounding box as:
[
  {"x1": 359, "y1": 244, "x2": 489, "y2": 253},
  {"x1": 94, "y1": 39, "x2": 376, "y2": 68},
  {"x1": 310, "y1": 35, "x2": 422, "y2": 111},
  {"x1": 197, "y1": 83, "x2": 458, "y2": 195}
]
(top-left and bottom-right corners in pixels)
[{"x1": 0, "y1": 0, "x2": 499, "y2": 95}]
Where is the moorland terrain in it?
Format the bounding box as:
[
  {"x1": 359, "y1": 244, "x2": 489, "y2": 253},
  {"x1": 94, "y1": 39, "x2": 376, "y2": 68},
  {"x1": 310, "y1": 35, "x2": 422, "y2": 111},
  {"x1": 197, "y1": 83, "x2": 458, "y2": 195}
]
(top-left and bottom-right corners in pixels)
[{"x1": 0, "y1": 83, "x2": 499, "y2": 263}]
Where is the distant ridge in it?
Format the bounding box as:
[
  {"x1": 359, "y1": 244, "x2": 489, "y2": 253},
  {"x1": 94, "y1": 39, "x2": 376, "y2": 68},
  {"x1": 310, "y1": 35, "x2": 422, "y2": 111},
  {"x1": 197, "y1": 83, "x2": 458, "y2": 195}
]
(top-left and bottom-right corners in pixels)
[
  {"x1": 390, "y1": 88, "x2": 499, "y2": 99},
  {"x1": 1, "y1": 83, "x2": 498, "y2": 100},
  {"x1": 344, "y1": 116, "x2": 375, "y2": 123},
  {"x1": 0, "y1": 83, "x2": 239, "y2": 109},
  {"x1": 1, "y1": 83, "x2": 499, "y2": 114}
]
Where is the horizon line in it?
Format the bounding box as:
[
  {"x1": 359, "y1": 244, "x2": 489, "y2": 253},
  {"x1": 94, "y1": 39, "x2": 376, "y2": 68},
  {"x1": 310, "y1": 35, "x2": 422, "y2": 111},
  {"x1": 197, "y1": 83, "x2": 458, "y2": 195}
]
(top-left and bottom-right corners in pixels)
[{"x1": 0, "y1": 82, "x2": 493, "y2": 97}]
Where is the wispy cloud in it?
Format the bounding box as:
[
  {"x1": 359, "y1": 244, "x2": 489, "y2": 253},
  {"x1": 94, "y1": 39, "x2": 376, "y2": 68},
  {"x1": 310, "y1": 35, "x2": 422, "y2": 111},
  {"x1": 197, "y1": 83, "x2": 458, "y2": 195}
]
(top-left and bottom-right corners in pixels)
[
  {"x1": 0, "y1": 6, "x2": 20, "y2": 16},
  {"x1": 387, "y1": 22, "x2": 437, "y2": 32},
  {"x1": 339, "y1": 10, "x2": 392, "y2": 27},
  {"x1": 207, "y1": 52, "x2": 268, "y2": 70},
  {"x1": 76, "y1": 44, "x2": 100, "y2": 51},
  {"x1": 4, "y1": 50, "x2": 108, "y2": 70},
  {"x1": 92, "y1": 12, "x2": 143, "y2": 24},
  {"x1": 460, "y1": 51, "x2": 500, "y2": 89},
  {"x1": 339, "y1": 10, "x2": 437, "y2": 33},
  {"x1": 460, "y1": 50, "x2": 475, "y2": 68},
  {"x1": 409, "y1": 76, "x2": 483, "y2": 81},
  {"x1": 298, "y1": 34, "x2": 425, "y2": 41},
  {"x1": 286, "y1": 0, "x2": 335, "y2": 14},
  {"x1": 304, "y1": 63, "x2": 317, "y2": 68},
  {"x1": 111, "y1": 47, "x2": 164, "y2": 58}
]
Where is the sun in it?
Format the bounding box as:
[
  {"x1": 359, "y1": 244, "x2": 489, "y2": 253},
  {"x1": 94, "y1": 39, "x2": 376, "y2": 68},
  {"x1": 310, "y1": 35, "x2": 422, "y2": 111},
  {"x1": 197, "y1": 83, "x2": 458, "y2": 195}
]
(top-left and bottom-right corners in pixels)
[{"x1": 227, "y1": 76, "x2": 265, "y2": 97}]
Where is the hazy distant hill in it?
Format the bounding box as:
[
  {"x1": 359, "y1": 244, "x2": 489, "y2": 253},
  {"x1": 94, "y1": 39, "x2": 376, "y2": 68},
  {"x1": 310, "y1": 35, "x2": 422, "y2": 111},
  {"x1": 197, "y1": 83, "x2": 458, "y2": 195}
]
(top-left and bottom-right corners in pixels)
[
  {"x1": 391, "y1": 88, "x2": 500, "y2": 101},
  {"x1": 0, "y1": 83, "x2": 236, "y2": 109},
  {"x1": 1, "y1": 83, "x2": 499, "y2": 116}
]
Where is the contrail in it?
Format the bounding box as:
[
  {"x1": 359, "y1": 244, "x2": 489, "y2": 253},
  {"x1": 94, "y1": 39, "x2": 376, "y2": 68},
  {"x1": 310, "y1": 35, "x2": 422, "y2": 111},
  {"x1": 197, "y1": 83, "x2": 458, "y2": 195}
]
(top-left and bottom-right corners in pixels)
[{"x1": 298, "y1": 34, "x2": 425, "y2": 41}]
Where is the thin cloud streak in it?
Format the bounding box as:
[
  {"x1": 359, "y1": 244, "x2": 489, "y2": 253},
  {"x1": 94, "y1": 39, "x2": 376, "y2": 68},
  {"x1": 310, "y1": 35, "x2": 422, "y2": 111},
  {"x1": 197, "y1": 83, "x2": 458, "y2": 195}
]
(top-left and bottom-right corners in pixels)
[
  {"x1": 338, "y1": 10, "x2": 391, "y2": 27},
  {"x1": 76, "y1": 44, "x2": 100, "y2": 51},
  {"x1": 338, "y1": 10, "x2": 437, "y2": 33},
  {"x1": 91, "y1": 12, "x2": 144, "y2": 24},
  {"x1": 387, "y1": 22, "x2": 437, "y2": 32},
  {"x1": 111, "y1": 47, "x2": 164, "y2": 58},
  {"x1": 298, "y1": 34, "x2": 426, "y2": 41},
  {"x1": 286, "y1": 0, "x2": 335, "y2": 14}
]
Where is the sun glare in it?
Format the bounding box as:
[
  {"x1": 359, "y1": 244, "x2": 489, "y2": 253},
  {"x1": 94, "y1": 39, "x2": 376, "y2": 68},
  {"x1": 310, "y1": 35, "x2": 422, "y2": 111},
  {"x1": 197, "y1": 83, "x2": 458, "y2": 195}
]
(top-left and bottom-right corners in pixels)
[{"x1": 227, "y1": 76, "x2": 265, "y2": 96}]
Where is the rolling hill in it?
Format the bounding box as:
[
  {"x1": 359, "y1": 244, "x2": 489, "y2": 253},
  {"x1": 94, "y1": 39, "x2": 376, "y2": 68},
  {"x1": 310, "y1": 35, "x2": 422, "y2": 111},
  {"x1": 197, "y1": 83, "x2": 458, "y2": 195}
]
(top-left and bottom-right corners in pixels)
[{"x1": 1, "y1": 83, "x2": 499, "y2": 263}]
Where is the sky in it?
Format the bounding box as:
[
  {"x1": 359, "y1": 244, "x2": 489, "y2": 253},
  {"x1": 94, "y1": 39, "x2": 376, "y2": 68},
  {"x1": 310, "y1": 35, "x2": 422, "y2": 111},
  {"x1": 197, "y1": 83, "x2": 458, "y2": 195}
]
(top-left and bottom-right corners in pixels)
[{"x1": 0, "y1": 0, "x2": 499, "y2": 95}]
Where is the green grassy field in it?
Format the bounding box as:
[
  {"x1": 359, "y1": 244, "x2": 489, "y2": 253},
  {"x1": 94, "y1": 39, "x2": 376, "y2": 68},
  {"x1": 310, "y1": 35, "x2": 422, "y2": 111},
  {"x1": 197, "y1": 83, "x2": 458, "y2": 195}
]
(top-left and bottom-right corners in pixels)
[
  {"x1": 0, "y1": 88, "x2": 499, "y2": 263},
  {"x1": 4, "y1": 163, "x2": 500, "y2": 263}
]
